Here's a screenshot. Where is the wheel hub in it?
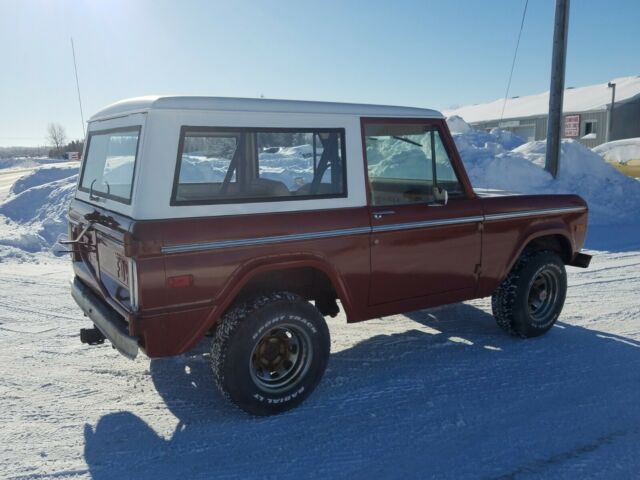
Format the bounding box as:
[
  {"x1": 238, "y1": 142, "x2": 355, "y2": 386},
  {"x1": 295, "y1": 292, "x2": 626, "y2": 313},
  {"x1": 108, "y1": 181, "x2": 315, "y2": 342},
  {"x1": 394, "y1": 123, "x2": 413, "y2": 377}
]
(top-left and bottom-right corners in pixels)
[
  {"x1": 258, "y1": 335, "x2": 288, "y2": 367},
  {"x1": 249, "y1": 325, "x2": 312, "y2": 393},
  {"x1": 527, "y1": 267, "x2": 560, "y2": 323}
]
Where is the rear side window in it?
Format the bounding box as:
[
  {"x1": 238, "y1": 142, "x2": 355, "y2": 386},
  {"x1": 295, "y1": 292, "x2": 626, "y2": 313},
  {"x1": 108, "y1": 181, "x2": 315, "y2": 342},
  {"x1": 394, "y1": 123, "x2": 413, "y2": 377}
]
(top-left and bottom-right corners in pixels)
[
  {"x1": 172, "y1": 127, "x2": 347, "y2": 205},
  {"x1": 79, "y1": 127, "x2": 141, "y2": 204}
]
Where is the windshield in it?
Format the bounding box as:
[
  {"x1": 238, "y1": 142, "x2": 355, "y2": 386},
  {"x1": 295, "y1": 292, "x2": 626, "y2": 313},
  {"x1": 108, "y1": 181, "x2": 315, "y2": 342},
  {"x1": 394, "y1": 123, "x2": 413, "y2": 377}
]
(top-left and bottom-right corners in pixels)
[{"x1": 79, "y1": 127, "x2": 141, "y2": 203}]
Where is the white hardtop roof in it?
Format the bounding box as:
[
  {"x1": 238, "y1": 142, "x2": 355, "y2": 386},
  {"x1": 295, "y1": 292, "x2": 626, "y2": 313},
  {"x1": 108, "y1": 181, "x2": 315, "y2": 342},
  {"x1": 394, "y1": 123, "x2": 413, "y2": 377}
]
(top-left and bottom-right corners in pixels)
[
  {"x1": 446, "y1": 75, "x2": 640, "y2": 123},
  {"x1": 90, "y1": 96, "x2": 443, "y2": 121}
]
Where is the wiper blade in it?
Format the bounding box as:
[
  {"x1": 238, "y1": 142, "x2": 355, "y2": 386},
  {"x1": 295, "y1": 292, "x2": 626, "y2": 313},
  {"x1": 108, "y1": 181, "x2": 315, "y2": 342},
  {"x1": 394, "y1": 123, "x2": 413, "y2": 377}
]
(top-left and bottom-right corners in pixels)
[{"x1": 392, "y1": 136, "x2": 422, "y2": 147}]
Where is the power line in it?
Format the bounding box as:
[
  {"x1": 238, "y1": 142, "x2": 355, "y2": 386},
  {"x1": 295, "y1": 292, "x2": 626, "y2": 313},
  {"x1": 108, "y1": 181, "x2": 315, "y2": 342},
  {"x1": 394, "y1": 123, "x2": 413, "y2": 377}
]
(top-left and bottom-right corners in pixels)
[
  {"x1": 70, "y1": 37, "x2": 85, "y2": 137},
  {"x1": 499, "y1": 0, "x2": 529, "y2": 125}
]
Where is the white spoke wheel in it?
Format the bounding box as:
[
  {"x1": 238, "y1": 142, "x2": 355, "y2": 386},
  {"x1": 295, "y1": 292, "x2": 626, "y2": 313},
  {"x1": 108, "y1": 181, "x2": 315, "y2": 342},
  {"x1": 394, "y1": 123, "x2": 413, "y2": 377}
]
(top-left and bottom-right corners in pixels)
[
  {"x1": 492, "y1": 250, "x2": 567, "y2": 337},
  {"x1": 211, "y1": 292, "x2": 330, "y2": 416}
]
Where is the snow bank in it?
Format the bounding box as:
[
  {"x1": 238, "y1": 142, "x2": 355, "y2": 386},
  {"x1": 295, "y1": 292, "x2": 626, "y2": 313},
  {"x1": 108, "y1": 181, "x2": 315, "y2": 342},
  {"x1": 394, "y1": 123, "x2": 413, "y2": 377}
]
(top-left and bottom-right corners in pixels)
[
  {"x1": 445, "y1": 115, "x2": 473, "y2": 135},
  {"x1": 0, "y1": 156, "x2": 69, "y2": 170},
  {"x1": 0, "y1": 158, "x2": 40, "y2": 170},
  {"x1": 447, "y1": 116, "x2": 640, "y2": 226},
  {"x1": 0, "y1": 165, "x2": 78, "y2": 252},
  {"x1": 593, "y1": 137, "x2": 640, "y2": 164},
  {"x1": 11, "y1": 164, "x2": 79, "y2": 194}
]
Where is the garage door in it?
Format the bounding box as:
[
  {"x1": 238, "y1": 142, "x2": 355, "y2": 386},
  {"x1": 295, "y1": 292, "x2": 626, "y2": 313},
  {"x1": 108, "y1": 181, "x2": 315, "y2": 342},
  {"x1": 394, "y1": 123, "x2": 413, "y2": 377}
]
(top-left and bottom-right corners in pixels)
[{"x1": 511, "y1": 125, "x2": 536, "y2": 142}]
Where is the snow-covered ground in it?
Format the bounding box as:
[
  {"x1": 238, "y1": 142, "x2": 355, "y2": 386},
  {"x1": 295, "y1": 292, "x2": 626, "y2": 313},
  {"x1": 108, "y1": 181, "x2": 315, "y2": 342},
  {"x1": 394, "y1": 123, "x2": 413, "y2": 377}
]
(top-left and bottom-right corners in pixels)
[
  {"x1": 1, "y1": 244, "x2": 640, "y2": 479},
  {"x1": 1, "y1": 122, "x2": 640, "y2": 478}
]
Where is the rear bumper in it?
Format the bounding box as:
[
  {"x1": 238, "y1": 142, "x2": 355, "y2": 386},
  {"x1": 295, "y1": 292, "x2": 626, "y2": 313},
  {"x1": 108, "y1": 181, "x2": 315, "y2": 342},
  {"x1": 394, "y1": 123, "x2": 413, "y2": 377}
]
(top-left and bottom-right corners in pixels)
[
  {"x1": 569, "y1": 252, "x2": 592, "y2": 268},
  {"x1": 71, "y1": 277, "x2": 139, "y2": 359}
]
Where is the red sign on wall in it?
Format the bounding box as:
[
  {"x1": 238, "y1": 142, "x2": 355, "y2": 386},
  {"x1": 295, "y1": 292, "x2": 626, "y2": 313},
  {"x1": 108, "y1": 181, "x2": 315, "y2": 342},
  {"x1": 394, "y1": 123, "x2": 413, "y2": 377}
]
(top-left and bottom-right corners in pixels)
[{"x1": 564, "y1": 115, "x2": 580, "y2": 137}]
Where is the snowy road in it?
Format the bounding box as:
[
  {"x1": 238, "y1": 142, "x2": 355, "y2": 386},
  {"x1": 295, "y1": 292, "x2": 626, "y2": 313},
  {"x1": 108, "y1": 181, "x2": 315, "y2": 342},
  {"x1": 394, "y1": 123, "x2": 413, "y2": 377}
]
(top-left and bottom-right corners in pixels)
[
  {"x1": 1, "y1": 242, "x2": 639, "y2": 479},
  {"x1": 0, "y1": 168, "x2": 32, "y2": 200}
]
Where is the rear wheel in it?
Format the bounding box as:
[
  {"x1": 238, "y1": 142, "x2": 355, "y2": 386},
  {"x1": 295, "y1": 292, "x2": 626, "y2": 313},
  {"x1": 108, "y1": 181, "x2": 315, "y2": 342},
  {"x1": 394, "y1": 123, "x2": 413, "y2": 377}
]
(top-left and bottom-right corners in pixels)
[
  {"x1": 492, "y1": 250, "x2": 567, "y2": 337},
  {"x1": 211, "y1": 292, "x2": 330, "y2": 415}
]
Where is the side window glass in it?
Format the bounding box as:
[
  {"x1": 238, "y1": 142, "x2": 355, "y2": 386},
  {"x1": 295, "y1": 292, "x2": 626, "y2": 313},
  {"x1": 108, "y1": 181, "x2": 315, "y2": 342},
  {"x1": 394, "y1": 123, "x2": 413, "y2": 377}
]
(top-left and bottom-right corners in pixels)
[
  {"x1": 179, "y1": 133, "x2": 238, "y2": 185},
  {"x1": 365, "y1": 123, "x2": 463, "y2": 206},
  {"x1": 173, "y1": 128, "x2": 346, "y2": 204},
  {"x1": 257, "y1": 131, "x2": 344, "y2": 196}
]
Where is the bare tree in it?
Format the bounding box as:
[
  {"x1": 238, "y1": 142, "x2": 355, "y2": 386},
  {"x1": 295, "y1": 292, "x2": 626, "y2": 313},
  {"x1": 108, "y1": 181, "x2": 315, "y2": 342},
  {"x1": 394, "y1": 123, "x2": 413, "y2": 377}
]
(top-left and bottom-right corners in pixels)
[{"x1": 47, "y1": 123, "x2": 67, "y2": 157}]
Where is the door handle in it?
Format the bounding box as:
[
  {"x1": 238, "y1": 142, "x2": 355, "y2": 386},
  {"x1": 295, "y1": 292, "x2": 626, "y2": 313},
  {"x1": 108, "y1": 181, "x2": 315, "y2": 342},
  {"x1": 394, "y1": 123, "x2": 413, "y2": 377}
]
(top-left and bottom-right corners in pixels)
[{"x1": 373, "y1": 210, "x2": 396, "y2": 220}]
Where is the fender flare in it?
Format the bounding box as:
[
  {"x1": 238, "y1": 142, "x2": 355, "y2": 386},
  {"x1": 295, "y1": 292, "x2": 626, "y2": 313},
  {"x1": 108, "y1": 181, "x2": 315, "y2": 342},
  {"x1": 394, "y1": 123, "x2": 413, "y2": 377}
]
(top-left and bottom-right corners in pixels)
[
  {"x1": 213, "y1": 253, "x2": 354, "y2": 319},
  {"x1": 500, "y1": 222, "x2": 574, "y2": 280},
  {"x1": 175, "y1": 254, "x2": 354, "y2": 353}
]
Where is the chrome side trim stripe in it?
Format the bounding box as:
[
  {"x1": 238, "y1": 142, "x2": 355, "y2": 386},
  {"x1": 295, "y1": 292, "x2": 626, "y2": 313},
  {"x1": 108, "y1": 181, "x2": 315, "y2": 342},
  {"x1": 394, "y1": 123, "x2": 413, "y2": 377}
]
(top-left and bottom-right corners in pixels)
[
  {"x1": 161, "y1": 226, "x2": 371, "y2": 254},
  {"x1": 484, "y1": 206, "x2": 587, "y2": 222},
  {"x1": 161, "y1": 206, "x2": 587, "y2": 254},
  {"x1": 371, "y1": 215, "x2": 484, "y2": 233}
]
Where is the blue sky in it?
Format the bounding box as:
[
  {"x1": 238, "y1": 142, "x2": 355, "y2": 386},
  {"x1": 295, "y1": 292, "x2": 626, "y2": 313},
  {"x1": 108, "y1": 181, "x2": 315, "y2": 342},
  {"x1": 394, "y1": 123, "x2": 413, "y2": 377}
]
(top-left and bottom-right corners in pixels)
[{"x1": 1, "y1": 0, "x2": 639, "y2": 147}]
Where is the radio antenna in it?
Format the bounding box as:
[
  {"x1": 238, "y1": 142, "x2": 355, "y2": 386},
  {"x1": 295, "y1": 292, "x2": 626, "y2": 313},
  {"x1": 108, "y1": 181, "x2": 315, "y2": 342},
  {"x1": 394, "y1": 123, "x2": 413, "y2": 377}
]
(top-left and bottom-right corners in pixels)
[{"x1": 70, "y1": 37, "x2": 86, "y2": 137}]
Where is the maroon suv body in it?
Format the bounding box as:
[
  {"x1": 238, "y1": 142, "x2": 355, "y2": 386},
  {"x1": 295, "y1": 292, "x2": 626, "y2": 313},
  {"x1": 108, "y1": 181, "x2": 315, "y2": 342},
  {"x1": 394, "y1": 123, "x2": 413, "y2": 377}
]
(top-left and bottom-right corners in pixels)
[{"x1": 67, "y1": 97, "x2": 591, "y2": 415}]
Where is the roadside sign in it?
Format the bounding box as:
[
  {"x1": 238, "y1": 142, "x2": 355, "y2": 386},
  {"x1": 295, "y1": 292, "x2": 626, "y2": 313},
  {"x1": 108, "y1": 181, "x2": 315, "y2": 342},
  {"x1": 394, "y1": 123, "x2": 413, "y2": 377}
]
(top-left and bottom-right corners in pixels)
[{"x1": 564, "y1": 115, "x2": 580, "y2": 137}]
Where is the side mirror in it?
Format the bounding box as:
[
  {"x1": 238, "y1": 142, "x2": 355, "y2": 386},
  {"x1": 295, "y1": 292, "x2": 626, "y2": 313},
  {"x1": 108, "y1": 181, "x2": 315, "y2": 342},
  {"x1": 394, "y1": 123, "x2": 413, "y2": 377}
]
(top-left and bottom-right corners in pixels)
[{"x1": 432, "y1": 186, "x2": 448, "y2": 206}]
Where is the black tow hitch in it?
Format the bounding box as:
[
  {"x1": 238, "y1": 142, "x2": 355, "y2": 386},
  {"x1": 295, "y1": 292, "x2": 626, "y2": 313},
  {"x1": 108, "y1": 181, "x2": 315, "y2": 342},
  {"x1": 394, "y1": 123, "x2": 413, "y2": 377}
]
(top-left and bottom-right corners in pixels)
[{"x1": 80, "y1": 327, "x2": 106, "y2": 345}]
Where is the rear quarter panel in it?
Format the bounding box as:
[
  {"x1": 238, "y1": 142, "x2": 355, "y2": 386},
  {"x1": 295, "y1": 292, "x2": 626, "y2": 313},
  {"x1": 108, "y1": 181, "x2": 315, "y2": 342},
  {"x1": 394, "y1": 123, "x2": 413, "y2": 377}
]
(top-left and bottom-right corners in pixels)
[{"x1": 129, "y1": 207, "x2": 371, "y2": 356}]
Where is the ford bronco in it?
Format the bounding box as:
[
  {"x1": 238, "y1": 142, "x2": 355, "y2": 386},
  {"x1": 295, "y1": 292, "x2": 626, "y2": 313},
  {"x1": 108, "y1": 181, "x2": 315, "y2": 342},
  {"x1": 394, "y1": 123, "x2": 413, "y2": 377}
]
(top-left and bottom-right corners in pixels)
[{"x1": 67, "y1": 96, "x2": 592, "y2": 415}]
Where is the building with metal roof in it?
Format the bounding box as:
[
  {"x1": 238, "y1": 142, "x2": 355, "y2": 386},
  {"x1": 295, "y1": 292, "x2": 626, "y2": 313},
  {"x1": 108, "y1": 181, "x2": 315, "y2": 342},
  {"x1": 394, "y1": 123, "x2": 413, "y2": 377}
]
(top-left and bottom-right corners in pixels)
[{"x1": 446, "y1": 75, "x2": 640, "y2": 148}]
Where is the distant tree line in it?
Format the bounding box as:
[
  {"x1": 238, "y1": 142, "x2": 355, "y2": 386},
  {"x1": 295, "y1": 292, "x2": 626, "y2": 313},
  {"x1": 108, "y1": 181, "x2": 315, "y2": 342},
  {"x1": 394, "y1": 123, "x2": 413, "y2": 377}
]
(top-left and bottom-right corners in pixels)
[
  {"x1": 0, "y1": 123, "x2": 85, "y2": 159},
  {"x1": 0, "y1": 146, "x2": 48, "y2": 159},
  {"x1": 46, "y1": 123, "x2": 84, "y2": 159}
]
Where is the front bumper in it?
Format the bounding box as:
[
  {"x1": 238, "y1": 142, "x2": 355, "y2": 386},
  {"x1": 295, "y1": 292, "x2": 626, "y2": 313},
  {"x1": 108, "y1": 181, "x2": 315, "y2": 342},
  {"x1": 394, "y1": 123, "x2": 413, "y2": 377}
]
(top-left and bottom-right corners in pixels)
[
  {"x1": 569, "y1": 252, "x2": 592, "y2": 268},
  {"x1": 71, "y1": 277, "x2": 139, "y2": 359}
]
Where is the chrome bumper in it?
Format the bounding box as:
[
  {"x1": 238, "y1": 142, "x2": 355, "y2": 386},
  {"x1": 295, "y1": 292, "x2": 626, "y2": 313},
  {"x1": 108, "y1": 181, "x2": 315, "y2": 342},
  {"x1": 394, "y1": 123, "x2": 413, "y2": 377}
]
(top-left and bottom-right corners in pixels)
[{"x1": 71, "y1": 277, "x2": 139, "y2": 359}]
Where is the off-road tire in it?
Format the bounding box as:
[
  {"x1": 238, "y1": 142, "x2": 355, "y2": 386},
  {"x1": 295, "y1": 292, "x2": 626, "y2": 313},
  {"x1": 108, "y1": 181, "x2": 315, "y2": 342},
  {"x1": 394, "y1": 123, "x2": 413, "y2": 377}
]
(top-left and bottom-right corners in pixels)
[
  {"x1": 211, "y1": 292, "x2": 330, "y2": 416},
  {"x1": 492, "y1": 249, "x2": 567, "y2": 337}
]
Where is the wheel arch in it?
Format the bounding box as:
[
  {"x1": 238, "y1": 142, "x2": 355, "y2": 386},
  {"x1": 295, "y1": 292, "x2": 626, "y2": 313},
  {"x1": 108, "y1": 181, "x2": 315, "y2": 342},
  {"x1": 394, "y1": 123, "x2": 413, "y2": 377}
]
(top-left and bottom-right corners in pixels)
[
  {"x1": 143, "y1": 255, "x2": 353, "y2": 358},
  {"x1": 505, "y1": 229, "x2": 574, "y2": 277},
  {"x1": 211, "y1": 254, "x2": 354, "y2": 326}
]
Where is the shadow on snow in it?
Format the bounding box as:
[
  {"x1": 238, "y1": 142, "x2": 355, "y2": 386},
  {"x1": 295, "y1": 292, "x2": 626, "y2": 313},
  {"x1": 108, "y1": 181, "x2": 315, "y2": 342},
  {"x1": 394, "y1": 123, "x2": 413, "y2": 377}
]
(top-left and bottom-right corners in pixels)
[{"x1": 84, "y1": 303, "x2": 640, "y2": 479}]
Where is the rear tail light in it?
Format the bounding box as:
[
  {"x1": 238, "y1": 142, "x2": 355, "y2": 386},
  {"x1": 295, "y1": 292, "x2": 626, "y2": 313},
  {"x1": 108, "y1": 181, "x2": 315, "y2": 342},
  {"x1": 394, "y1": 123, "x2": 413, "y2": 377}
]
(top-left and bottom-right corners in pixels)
[{"x1": 128, "y1": 259, "x2": 139, "y2": 311}]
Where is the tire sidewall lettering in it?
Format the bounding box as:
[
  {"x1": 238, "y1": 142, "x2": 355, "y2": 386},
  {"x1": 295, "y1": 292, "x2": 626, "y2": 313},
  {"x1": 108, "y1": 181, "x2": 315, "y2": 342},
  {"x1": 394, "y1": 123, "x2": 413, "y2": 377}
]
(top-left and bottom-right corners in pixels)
[
  {"x1": 252, "y1": 386, "x2": 306, "y2": 404},
  {"x1": 251, "y1": 313, "x2": 318, "y2": 342}
]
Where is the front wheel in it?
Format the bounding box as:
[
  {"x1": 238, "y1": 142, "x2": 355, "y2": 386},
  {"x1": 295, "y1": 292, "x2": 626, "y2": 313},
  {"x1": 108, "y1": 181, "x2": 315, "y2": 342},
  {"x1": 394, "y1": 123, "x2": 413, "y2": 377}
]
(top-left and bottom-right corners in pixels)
[
  {"x1": 211, "y1": 292, "x2": 330, "y2": 415},
  {"x1": 492, "y1": 250, "x2": 567, "y2": 337}
]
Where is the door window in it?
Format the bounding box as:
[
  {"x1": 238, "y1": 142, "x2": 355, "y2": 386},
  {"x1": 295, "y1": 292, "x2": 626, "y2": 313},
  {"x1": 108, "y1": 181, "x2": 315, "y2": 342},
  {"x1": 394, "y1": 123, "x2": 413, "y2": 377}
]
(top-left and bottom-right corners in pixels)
[{"x1": 364, "y1": 123, "x2": 463, "y2": 206}]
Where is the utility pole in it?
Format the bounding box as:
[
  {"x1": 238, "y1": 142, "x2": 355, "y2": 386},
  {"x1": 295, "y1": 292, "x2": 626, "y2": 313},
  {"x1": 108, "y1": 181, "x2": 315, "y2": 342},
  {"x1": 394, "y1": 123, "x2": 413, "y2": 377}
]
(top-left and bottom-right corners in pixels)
[
  {"x1": 545, "y1": 0, "x2": 570, "y2": 178},
  {"x1": 606, "y1": 81, "x2": 616, "y2": 142}
]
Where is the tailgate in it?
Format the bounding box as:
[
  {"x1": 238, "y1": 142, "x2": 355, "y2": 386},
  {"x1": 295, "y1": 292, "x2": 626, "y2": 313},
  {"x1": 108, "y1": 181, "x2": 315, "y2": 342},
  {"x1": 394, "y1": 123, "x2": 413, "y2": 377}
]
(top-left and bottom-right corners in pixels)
[
  {"x1": 97, "y1": 232, "x2": 136, "y2": 312},
  {"x1": 69, "y1": 200, "x2": 137, "y2": 315}
]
